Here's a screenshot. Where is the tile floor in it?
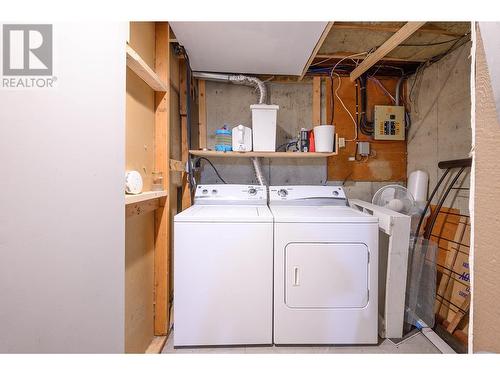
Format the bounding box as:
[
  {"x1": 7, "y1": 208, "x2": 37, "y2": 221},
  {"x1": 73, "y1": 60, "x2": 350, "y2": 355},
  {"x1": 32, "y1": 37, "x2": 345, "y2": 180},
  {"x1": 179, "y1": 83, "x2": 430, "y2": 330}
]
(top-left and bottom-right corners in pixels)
[{"x1": 161, "y1": 330, "x2": 441, "y2": 354}]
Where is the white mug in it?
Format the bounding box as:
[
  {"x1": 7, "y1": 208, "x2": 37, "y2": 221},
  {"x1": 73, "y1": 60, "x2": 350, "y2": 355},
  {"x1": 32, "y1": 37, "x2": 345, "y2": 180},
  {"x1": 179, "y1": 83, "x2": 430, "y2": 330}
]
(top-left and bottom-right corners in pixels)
[{"x1": 314, "y1": 125, "x2": 335, "y2": 152}]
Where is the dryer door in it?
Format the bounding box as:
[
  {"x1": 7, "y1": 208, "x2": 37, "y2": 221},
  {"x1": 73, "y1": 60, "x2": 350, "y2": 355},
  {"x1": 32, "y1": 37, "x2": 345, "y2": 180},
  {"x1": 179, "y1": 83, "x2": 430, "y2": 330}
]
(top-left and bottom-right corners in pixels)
[{"x1": 285, "y1": 242, "x2": 369, "y2": 308}]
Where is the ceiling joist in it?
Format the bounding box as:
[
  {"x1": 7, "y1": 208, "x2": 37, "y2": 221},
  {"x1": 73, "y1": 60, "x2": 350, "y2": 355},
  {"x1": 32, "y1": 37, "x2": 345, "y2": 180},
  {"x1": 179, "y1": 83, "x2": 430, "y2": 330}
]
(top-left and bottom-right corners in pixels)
[
  {"x1": 299, "y1": 22, "x2": 334, "y2": 80},
  {"x1": 332, "y1": 22, "x2": 463, "y2": 37},
  {"x1": 350, "y1": 22, "x2": 426, "y2": 81}
]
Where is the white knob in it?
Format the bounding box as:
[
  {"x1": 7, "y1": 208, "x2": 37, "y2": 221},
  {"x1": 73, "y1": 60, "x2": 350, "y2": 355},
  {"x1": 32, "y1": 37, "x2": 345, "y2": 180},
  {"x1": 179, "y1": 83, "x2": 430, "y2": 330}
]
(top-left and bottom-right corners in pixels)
[{"x1": 278, "y1": 189, "x2": 288, "y2": 197}]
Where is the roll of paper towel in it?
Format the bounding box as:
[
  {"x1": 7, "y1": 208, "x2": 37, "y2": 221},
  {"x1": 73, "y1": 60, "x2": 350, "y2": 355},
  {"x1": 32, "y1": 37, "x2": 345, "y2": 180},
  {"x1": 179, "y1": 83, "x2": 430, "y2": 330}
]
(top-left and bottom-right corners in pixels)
[{"x1": 408, "y1": 170, "x2": 429, "y2": 203}]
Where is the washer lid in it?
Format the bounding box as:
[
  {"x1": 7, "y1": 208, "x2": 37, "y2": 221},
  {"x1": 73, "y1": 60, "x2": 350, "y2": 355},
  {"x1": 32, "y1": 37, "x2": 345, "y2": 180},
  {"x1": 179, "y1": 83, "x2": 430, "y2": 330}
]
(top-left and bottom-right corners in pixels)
[
  {"x1": 269, "y1": 205, "x2": 378, "y2": 223},
  {"x1": 175, "y1": 205, "x2": 273, "y2": 223}
]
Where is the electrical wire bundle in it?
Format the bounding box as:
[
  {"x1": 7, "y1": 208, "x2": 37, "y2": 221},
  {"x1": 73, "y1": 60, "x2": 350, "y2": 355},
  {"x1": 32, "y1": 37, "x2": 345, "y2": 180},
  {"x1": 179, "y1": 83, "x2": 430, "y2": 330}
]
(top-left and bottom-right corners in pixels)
[{"x1": 357, "y1": 74, "x2": 374, "y2": 136}]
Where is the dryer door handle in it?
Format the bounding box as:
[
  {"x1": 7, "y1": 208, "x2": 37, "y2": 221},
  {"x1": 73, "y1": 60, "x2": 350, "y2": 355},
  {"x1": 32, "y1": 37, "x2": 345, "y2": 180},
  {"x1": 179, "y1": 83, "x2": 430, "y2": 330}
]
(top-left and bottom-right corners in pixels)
[{"x1": 293, "y1": 266, "x2": 300, "y2": 286}]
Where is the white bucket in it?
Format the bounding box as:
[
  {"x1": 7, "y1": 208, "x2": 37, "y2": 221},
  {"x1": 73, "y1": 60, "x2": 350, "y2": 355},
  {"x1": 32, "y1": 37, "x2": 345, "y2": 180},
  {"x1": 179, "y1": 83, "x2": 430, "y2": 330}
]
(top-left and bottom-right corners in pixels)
[
  {"x1": 251, "y1": 104, "x2": 279, "y2": 152},
  {"x1": 314, "y1": 125, "x2": 335, "y2": 152}
]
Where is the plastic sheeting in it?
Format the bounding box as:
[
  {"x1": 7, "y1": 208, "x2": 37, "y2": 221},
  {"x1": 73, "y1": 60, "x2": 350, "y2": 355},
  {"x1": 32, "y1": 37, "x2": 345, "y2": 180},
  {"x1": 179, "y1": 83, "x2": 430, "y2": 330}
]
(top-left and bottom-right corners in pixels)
[{"x1": 405, "y1": 236, "x2": 437, "y2": 329}]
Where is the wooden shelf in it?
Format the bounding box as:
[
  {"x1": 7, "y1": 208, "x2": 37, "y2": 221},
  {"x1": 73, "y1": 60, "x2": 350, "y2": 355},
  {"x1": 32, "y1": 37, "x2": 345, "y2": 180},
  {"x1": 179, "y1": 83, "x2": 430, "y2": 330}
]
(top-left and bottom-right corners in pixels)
[
  {"x1": 189, "y1": 150, "x2": 337, "y2": 158},
  {"x1": 125, "y1": 191, "x2": 167, "y2": 205},
  {"x1": 126, "y1": 44, "x2": 168, "y2": 92}
]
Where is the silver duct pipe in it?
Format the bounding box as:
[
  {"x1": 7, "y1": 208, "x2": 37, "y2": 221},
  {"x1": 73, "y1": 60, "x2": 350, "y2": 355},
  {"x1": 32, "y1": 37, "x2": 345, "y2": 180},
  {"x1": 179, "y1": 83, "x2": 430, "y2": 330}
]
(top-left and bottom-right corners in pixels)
[
  {"x1": 193, "y1": 72, "x2": 268, "y2": 185},
  {"x1": 251, "y1": 157, "x2": 266, "y2": 186},
  {"x1": 193, "y1": 72, "x2": 267, "y2": 104}
]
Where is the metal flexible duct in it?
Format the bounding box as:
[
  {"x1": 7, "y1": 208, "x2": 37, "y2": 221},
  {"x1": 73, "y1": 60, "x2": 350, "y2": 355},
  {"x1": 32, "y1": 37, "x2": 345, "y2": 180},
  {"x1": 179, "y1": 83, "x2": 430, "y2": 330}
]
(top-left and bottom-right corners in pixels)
[
  {"x1": 193, "y1": 72, "x2": 268, "y2": 185},
  {"x1": 251, "y1": 157, "x2": 266, "y2": 186},
  {"x1": 192, "y1": 72, "x2": 266, "y2": 104}
]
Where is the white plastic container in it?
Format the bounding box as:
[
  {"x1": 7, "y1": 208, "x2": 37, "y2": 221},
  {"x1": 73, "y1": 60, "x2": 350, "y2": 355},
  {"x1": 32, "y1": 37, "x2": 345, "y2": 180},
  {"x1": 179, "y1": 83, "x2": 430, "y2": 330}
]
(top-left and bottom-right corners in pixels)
[
  {"x1": 408, "y1": 170, "x2": 429, "y2": 203},
  {"x1": 251, "y1": 104, "x2": 279, "y2": 152},
  {"x1": 314, "y1": 125, "x2": 335, "y2": 152}
]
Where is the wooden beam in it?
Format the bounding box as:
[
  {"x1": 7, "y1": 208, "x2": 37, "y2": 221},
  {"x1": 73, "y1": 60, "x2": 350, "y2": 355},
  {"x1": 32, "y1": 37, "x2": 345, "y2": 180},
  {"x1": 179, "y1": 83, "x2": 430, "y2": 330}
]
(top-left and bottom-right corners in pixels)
[
  {"x1": 179, "y1": 59, "x2": 192, "y2": 210},
  {"x1": 312, "y1": 77, "x2": 321, "y2": 126},
  {"x1": 333, "y1": 22, "x2": 463, "y2": 37},
  {"x1": 154, "y1": 22, "x2": 170, "y2": 336},
  {"x1": 350, "y1": 22, "x2": 426, "y2": 81},
  {"x1": 198, "y1": 79, "x2": 207, "y2": 149},
  {"x1": 126, "y1": 44, "x2": 168, "y2": 92},
  {"x1": 300, "y1": 22, "x2": 334, "y2": 80}
]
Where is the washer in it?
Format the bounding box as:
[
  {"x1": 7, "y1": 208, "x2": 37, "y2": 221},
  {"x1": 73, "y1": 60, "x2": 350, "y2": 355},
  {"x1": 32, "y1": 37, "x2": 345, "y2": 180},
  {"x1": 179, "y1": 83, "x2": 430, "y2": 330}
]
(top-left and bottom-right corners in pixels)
[
  {"x1": 174, "y1": 184, "x2": 273, "y2": 346},
  {"x1": 269, "y1": 185, "x2": 379, "y2": 345}
]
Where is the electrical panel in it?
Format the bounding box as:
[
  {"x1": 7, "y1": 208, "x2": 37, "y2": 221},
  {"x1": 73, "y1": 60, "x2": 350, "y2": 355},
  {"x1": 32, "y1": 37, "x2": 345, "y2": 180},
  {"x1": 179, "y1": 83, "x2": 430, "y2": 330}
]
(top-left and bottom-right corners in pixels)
[{"x1": 374, "y1": 105, "x2": 405, "y2": 140}]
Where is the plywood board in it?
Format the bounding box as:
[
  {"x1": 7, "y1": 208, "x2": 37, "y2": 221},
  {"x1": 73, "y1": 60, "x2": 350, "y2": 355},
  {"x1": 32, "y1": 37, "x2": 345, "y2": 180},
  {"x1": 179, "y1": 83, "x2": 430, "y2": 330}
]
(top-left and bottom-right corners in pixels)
[
  {"x1": 327, "y1": 76, "x2": 406, "y2": 181},
  {"x1": 125, "y1": 213, "x2": 155, "y2": 353},
  {"x1": 125, "y1": 22, "x2": 157, "y2": 353},
  {"x1": 126, "y1": 70, "x2": 155, "y2": 190}
]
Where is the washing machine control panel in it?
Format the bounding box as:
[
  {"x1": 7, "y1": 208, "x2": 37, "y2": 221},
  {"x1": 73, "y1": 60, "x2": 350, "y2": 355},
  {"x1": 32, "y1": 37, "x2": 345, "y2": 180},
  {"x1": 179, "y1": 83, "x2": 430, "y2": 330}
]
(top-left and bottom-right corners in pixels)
[
  {"x1": 269, "y1": 185, "x2": 347, "y2": 205},
  {"x1": 195, "y1": 184, "x2": 267, "y2": 204}
]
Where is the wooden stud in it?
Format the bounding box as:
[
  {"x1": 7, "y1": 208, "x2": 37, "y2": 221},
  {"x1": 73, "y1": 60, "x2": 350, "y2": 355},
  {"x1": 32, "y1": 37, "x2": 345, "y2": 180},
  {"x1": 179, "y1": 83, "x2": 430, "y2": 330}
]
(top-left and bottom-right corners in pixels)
[
  {"x1": 299, "y1": 22, "x2": 334, "y2": 80},
  {"x1": 169, "y1": 159, "x2": 185, "y2": 172},
  {"x1": 350, "y1": 22, "x2": 426, "y2": 82},
  {"x1": 179, "y1": 59, "x2": 192, "y2": 210},
  {"x1": 126, "y1": 198, "x2": 160, "y2": 218},
  {"x1": 126, "y1": 44, "x2": 168, "y2": 92},
  {"x1": 198, "y1": 79, "x2": 207, "y2": 149},
  {"x1": 312, "y1": 77, "x2": 321, "y2": 126},
  {"x1": 153, "y1": 22, "x2": 170, "y2": 336}
]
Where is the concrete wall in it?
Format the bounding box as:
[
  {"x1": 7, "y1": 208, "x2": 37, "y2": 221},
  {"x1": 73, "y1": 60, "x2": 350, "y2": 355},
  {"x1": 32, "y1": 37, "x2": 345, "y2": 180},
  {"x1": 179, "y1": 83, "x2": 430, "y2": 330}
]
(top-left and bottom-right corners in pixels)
[
  {"x1": 473, "y1": 27, "x2": 500, "y2": 354},
  {"x1": 202, "y1": 81, "x2": 401, "y2": 199},
  {"x1": 203, "y1": 81, "x2": 325, "y2": 186},
  {"x1": 407, "y1": 42, "x2": 472, "y2": 212},
  {"x1": 0, "y1": 23, "x2": 126, "y2": 353}
]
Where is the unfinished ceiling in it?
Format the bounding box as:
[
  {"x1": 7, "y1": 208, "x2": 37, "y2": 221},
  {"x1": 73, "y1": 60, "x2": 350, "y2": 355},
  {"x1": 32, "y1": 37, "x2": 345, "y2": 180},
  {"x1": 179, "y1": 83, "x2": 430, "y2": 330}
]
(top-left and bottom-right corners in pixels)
[
  {"x1": 310, "y1": 22, "x2": 471, "y2": 76},
  {"x1": 170, "y1": 22, "x2": 329, "y2": 76}
]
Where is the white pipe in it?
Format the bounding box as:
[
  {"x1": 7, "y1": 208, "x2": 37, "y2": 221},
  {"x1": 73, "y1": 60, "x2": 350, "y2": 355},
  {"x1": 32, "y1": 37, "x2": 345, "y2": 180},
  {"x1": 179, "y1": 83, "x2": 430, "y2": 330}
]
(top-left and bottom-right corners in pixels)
[{"x1": 193, "y1": 72, "x2": 267, "y2": 104}]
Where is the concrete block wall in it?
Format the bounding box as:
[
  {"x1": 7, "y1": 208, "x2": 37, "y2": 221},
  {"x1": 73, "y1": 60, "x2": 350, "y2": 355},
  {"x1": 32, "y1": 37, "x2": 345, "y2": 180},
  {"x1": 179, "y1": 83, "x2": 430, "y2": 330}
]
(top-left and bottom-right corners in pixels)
[
  {"x1": 407, "y1": 42, "x2": 472, "y2": 213},
  {"x1": 201, "y1": 81, "x2": 401, "y2": 199}
]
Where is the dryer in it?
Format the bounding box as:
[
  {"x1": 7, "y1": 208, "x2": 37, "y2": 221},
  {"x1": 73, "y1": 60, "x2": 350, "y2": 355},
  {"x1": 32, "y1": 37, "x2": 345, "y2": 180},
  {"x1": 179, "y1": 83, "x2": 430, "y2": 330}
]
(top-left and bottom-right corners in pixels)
[
  {"x1": 174, "y1": 184, "x2": 273, "y2": 347},
  {"x1": 269, "y1": 185, "x2": 379, "y2": 345}
]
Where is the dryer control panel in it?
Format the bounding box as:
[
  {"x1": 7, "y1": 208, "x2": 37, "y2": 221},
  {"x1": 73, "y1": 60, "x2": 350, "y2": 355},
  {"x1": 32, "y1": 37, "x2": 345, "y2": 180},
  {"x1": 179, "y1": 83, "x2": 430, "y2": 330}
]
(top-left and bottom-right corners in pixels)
[
  {"x1": 195, "y1": 184, "x2": 267, "y2": 205},
  {"x1": 269, "y1": 185, "x2": 348, "y2": 206}
]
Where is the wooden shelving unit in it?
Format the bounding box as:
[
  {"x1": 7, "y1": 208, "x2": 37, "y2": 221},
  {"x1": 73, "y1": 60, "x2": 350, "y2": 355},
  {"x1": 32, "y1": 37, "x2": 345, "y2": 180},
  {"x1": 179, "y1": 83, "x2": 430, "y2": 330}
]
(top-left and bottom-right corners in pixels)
[
  {"x1": 125, "y1": 191, "x2": 167, "y2": 205},
  {"x1": 190, "y1": 134, "x2": 338, "y2": 158},
  {"x1": 189, "y1": 150, "x2": 337, "y2": 158},
  {"x1": 126, "y1": 44, "x2": 168, "y2": 92}
]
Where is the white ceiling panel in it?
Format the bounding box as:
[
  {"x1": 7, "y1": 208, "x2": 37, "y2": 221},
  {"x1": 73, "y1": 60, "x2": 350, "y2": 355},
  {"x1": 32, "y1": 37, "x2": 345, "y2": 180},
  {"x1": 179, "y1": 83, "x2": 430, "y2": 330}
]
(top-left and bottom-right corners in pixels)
[{"x1": 170, "y1": 22, "x2": 328, "y2": 76}]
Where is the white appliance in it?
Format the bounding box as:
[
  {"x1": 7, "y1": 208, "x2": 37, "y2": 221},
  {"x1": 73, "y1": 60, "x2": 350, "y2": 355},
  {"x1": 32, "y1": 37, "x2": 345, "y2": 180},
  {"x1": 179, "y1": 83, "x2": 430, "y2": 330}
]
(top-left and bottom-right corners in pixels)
[
  {"x1": 350, "y1": 199, "x2": 411, "y2": 339},
  {"x1": 269, "y1": 185, "x2": 379, "y2": 344},
  {"x1": 174, "y1": 184, "x2": 273, "y2": 346},
  {"x1": 232, "y1": 124, "x2": 252, "y2": 152},
  {"x1": 251, "y1": 104, "x2": 279, "y2": 152}
]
